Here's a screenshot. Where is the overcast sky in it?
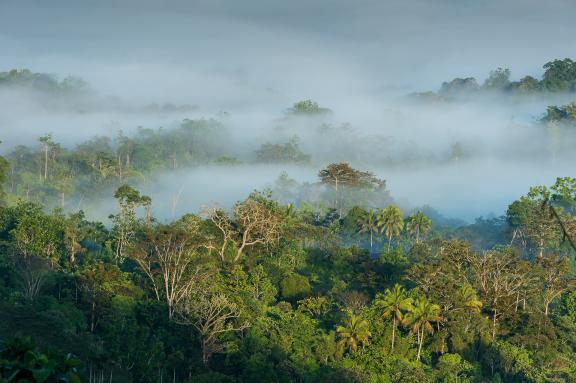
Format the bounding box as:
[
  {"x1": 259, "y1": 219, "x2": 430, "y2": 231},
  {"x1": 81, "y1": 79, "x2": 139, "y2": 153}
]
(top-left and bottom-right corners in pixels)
[{"x1": 1, "y1": 0, "x2": 575, "y2": 106}]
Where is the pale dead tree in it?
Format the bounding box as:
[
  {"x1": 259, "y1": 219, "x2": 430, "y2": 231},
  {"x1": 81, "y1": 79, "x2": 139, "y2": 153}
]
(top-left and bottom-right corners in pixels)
[
  {"x1": 233, "y1": 199, "x2": 282, "y2": 262},
  {"x1": 175, "y1": 292, "x2": 249, "y2": 365},
  {"x1": 339, "y1": 290, "x2": 369, "y2": 314},
  {"x1": 203, "y1": 207, "x2": 235, "y2": 263},
  {"x1": 204, "y1": 199, "x2": 282, "y2": 263},
  {"x1": 170, "y1": 186, "x2": 185, "y2": 220},
  {"x1": 132, "y1": 217, "x2": 208, "y2": 319},
  {"x1": 534, "y1": 254, "x2": 573, "y2": 317},
  {"x1": 38, "y1": 134, "x2": 53, "y2": 182},
  {"x1": 15, "y1": 256, "x2": 50, "y2": 301},
  {"x1": 473, "y1": 249, "x2": 529, "y2": 340}
]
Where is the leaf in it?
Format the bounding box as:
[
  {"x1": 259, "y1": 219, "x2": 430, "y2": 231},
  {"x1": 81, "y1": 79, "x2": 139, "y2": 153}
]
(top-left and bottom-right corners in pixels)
[
  {"x1": 67, "y1": 371, "x2": 82, "y2": 383},
  {"x1": 64, "y1": 356, "x2": 82, "y2": 368},
  {"x1": 31, "y1": 367, "x2": 52, "y2": 382}
]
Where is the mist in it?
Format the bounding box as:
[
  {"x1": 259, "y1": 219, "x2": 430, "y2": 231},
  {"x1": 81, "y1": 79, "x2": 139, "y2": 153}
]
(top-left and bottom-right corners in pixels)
[{"x1": 1, "y1": 0, "x2": 576, "y2": 224}]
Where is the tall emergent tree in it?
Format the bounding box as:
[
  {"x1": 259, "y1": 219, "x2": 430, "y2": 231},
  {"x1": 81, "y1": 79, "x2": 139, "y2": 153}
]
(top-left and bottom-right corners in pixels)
[
  {"x1": 473, "y1": 248, "x2": 528, "y2": 340},
  {"x1": 375, "y1": 284, "x2": 413, "y2": 351},
  {"x1": 318, "y1": 162, "x2": 380, "y2": 217},
  {"x1": 406, "y1": 211, "x2": 432, "y2": 244},
  {"x1": 132, "y1": 216, "x2": 208, "y2": 319},
  {"x1": 378, "y1": 205, "x2": 404, "y2": 251},
  {"x1": 358, "y1": 209, "x2": 379, "y2": 252},
  {"x1": 205, "y1": 196, "x2": 282, "y2": 263},
  {"x1": 0, "y1": 142, "x2": 9, "y2": 204},
  {"x1": 403, "y1": 297, "x2": 442, "y2": 361},
  {"x1": 507, "y1": 186, "x2": 560, "y2": 258},
  {"x1": 38, "y1": 134, "x2": 53, "y2": 182},
  {"x1": 109, "y1": 184, "x2": 151, "y2": 263}
]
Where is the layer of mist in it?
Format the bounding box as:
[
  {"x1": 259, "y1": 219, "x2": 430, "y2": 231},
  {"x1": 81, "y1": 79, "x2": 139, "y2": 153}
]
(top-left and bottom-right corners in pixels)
[{"x1": 1, "y1": 0, "x2": 576, "y2": 224}]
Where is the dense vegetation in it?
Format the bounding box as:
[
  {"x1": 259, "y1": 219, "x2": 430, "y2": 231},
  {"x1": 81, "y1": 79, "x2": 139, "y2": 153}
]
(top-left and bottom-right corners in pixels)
[{"x1": 1, "y1": 133, "x2": 576, "y2": 382}]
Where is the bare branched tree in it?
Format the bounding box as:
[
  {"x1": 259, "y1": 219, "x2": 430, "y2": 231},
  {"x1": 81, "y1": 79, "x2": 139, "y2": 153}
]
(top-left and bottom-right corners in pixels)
[
  {"x1": 174, "y1": 291, "x2": 249, "y2": 365},
  {"x1": 204, "y1": 198, "x2": 282, "y2": 263},
  {"x1": 132, "y1": 217, "x2": 209, "y2": 319},
  {"x1": 473, "y1": 248, "x2": 530, "y2": 339}
]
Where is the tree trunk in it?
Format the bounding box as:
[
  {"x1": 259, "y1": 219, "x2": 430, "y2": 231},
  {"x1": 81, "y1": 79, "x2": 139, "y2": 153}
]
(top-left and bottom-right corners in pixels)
[
  {"x1": 510, "y1": 228, "x2": 518, "y2": 246},
  {"x1": 44, "y1": 145, "x2": 48, "y2": 181},
  {"x1": 334, "y1": 178, "x2": 338, "y2": 211},
  {"x1": 538, "y1": 238, "x2": 544, "y2": 259},
  {"x1": 91, "y1": 299, "x2": 96, "y2": 333},
  {"x1": 417, "y1": 328, "x2": 424, "y2": 361},
  {"x1": 492, "y1": 309, "x2": 497, "y2": 340},
  {"x1": 391, "y1": 317, "x2": 396, "y2": 351},
  {"x1": 202, "y1": 339, "x2": 210, "y2": 365}
]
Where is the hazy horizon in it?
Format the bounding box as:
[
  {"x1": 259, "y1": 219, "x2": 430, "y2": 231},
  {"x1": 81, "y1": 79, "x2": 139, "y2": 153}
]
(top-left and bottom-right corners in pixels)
[{"x1": 1, "y1": 0, "x2": 576, "y2": 224}]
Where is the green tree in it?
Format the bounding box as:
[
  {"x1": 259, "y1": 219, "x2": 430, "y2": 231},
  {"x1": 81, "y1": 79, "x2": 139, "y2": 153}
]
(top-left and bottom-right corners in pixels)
[
  {"x1": 10, "y1": 202, "x2": 63, "y2": 299},
  {"x1": 374, "y1": 283, "x2": 413, "y2": 351},
  {"x1": 406, "y1": 211, "x2": 432, "y2": 244},
  {"x1": 358, "y1": 209, "x2": 379, "y2": 252},
  {"x1": 336, "y1": 310, "x2": 371, "y2": 353},
  {"x1": 109, "y1": 184, "x2": 151, "y2": 263},
  {"x1": 403, "y1": 297, "x2": 442, "y2": 361},
  {"x1": 542, "y1": 58, "x2": 576, "y2": 92},
  {"x1": 318, "y1": 163, "x2": 380, "y2": 217},
  {"x1": 38, "y1": 134, "x2": 54, "y2": 182},
  {"x1": 0, "y1": 146, "x2": 8, "y2": 204},
  {"x1": 280, "y1": 274, "x2": 312, "y2": 301},
  {"x1": 483, "y1": 67, "x2": 511, "y2": 90},
  {"x1": 378, "y1": 205, "x2": 404, "y2": 251},
  {"x1": 436, "y1": 353, "x2": 474, "y2": 383},
  {"x1": 287, "y1": 99, "x2": 331, "y2": 116},
  {"x1": 456, "y1": 283, "x2": 483, "y2": 313}
]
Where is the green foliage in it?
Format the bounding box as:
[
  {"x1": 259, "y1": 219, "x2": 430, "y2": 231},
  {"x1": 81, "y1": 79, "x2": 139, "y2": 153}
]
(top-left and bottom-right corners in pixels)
[
  {"x1": 0, "y1": 152, "x2": 575, "y2": 382},
  {"x1": 440, "y1": 77, "x2": 479, "y2": 95},
  {"x1": 213, "y1": 156, "x2": 242, "y2": 165},
  {"x1": 424, "y1": 58, "x2": 576, "y2": 101},
  {"x1": 0, "y1": 153, "x2": 8, "y2": 205},
  {"x1": 377, "y1": 205, "x2": 404, "y2": 250},
  {"x1": 542, "y1": 58, "x2": 576, "y2": 92},
  {"x1": 0, "y1": 69, "x2": 89, "y2": 95},
  {"x1": 255, "y1": 137, "x2": 310, "y2": 164},
  {"x1": 336, "y1": 311, "x2": 371, "y2": 353},
  {"x1": 0, "y1": 337, "x2": 83, "y2": 383},
  {"x1": 279, "y1": 274, "x2": 311, "y2": 301},
  {"x1": 483, "y1": 67, "x2": 511, "y2": 90},
  {"x1": 286, "y1": 100, "x2": 331, "y2": 116},
  {"x1": 436, "y1": 353, "x2": 474, "y2": 383},
  {"x1": 542, "y1": 102, "x2": 576, "y2": 123}
]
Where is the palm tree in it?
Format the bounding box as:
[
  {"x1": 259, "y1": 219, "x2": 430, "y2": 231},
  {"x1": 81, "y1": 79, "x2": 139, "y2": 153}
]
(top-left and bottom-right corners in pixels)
[
  {"x1": 336, "y1": 310, "x2": 371, "y2": 353},
  {"x1": 375, "y1": 284, "x2": 413, "y2": 351},
  {"x1": 456, "y1": 284, "x2": 482, "y2": 313},
  {"x1": 455, "y1": 284, "x2": 483, "y2": 336},
  {"x1": 403, "y1": 297, "x2": 442, "y2": 361},
  {"x1": 378, "y1": 205, "x2": 404, "y2": 251},
  {"x1": 406, "y1": 211, "x2": 432, "y2": 244},
  {"x1": 358, "y1": 209, "x2": 379, "y2": 252}
]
